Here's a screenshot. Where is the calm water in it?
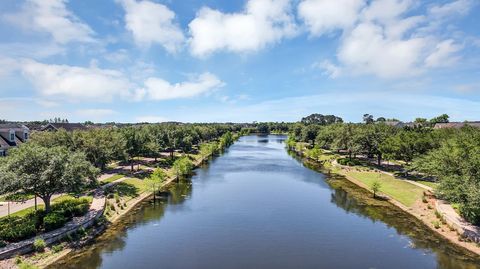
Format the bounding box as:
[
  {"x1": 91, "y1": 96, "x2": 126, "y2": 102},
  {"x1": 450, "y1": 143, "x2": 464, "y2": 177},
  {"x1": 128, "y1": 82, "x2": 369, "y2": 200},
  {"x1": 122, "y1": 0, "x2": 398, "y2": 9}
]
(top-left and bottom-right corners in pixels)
[{"x1": 53, "y1": 135, "x2": 480, "y2": 269}]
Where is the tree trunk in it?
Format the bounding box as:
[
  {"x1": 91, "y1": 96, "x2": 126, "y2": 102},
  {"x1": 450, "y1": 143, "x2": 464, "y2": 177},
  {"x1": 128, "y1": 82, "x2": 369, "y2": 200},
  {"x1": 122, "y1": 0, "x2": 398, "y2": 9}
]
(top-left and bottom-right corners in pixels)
[
  {"x1": 131, "y1": 158, "x2": 134, "y2": 171},
  {"x1": 41, "y1": 195, "x2": 52, "y2": 213},
  {"x1": 377, "y1": 154, "x2": 382, "y2": 166}
]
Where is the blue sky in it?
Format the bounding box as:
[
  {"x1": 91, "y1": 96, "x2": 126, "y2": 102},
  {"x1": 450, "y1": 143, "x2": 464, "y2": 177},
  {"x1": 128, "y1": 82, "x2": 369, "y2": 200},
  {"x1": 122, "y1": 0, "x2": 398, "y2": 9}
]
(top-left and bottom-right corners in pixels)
[{"x1": 0, "y1": 0, "x2": 479, "y2": 123}]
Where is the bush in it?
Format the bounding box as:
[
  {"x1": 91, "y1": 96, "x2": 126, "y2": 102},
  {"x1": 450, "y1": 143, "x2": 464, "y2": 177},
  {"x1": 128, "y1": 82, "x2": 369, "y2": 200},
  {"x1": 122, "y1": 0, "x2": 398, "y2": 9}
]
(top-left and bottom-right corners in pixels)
[
  {"x1": 0, "y1": 240, "x2": 6, "y2": 248},
  {"x1": 52, "y1": 244, "x2": 63, "y2": 253},
  {"x1": 33, "y1": 238, "x2": 46, "y2": 252},
  {"x1": 0, "y1": 217, "x2": 36, "y2": 242},
  {"x1": 51, "y1": 198, "x2": 90, "y2": 218},
  {"x1": 44, "y1": 213, "x2": 67, "y2": 232},
  {"x1": 337, "y1": 158, "x2": 362, "y2": 166}
]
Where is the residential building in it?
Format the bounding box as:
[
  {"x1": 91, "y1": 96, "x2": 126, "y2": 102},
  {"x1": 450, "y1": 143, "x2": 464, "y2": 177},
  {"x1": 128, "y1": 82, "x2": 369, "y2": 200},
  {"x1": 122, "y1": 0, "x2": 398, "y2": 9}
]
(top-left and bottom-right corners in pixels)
[{"x1": 0, "y1": 124, "x2": 29, "y2": 156}]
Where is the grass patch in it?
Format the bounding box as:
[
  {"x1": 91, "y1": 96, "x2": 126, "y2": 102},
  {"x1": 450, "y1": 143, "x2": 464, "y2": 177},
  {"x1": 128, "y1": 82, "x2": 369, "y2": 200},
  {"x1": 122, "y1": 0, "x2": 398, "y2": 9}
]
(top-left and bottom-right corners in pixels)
[
  {"x1": 415, "y1": 180, "x2": 438, "y2": 189},
  {"x1": 1, "y1": 195, "x2": 93, "y2": 219},
  {"x1": 346, "y1": 171, "x2": 424, "y2": 207},
  {"x1": 102, "y1": 174, "x2": 124, "y2": 183}
]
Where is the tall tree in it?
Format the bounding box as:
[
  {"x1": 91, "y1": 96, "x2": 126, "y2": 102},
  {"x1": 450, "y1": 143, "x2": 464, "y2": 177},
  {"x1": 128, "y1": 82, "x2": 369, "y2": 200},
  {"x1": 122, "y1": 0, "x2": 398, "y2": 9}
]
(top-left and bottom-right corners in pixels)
[{"x1": 0, "y1": 144, "x2": 98, "y2": 213}]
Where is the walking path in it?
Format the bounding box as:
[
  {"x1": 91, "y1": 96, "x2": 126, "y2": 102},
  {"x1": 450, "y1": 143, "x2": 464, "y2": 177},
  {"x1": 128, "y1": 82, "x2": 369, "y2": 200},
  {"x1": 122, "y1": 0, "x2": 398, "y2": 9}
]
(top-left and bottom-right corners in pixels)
[
  {"x1": 0, "y1": 170, "x2": 121, "y2": 218},
  {"x1": 0, "y1": 194, "x2": 62, "y2": 218},
  {"x1": 0, "y1": 189, "x2": 106, "y2": 260}
]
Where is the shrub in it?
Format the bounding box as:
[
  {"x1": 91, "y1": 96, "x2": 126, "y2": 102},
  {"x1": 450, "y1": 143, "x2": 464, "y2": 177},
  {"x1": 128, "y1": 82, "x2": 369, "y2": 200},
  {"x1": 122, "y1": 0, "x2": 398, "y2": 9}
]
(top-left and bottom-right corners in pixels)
[
  {"x1": 337, "y1": 158, "x2": 362, "y2": 166},
  {"x1": 0, "y1": 240, "x2": 6, "y2": 248},
  {"x1": 432, "y1": 220, "x2": 441, "y2": 229},
  {"x1": 0, "y1": 217, "x2": 36, "y2": 242},
  {"x1": 33, "y1": 238, "x2": 46, "y2": 252},
  {"x1": 52, "y1": 244, "x2": 63, "y2": 253},
  {"x1": 44, "y1": 213, "x2": 67, "y2": 232},
  {"x1": 51, "y1": 198, "x2": 90, "y2": 218}
]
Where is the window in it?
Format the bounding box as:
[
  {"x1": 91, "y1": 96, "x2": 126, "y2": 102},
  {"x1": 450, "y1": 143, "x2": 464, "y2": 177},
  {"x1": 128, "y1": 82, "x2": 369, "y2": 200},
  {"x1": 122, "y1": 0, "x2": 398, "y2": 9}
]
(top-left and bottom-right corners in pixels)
[
  {"x1": 0, "y1": 150, "x2": 4, "y2": 157},
  {"x1": 10, "y1": 133, "x2": 14, "y2": 141},
  {"x1": 24, "y1": 132, "x2": 28, "y2": 140}
]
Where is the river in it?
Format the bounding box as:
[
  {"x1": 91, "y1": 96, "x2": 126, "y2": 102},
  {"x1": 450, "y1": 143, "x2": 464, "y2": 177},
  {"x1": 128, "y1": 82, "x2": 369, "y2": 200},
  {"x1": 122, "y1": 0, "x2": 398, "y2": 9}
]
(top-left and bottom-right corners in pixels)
[{"x1": 51, "y1": 135, "x2": 480, "y2": 269}]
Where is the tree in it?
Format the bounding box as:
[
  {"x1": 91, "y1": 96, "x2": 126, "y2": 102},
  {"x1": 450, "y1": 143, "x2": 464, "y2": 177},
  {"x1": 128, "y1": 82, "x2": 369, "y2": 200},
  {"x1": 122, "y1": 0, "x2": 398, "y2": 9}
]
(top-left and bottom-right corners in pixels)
[
  {"x1": 120, "y1": 127, "x2": 143, "y2": 171},
  {"x1": 430, "y1": 114, "x2": 449, "y2": 124},
  {"x1": 256, "y1": 123, "x2": 270, "y2": 134},
  {"x1": 376, "y1": 117, "x2": 386, "y2": 122},
  {"x1": 363, "y1": 114, "x2": 374, "y2": 124},
  {"x1": 412, "y1": 127, "x2": 480, "y2": 224},
  {"x1": 72, "y1": 129, "x2": 126, "y2": 170},
  {"x1": 145, "y1": 168, "x2": 166, "y2": 202},
  {"x1": 300, "y1": 114, "x2": 343, "y2": 125},
  {"x1": 301, "y1": 125, "x2": 319, "y2": 146},
  {"x1": 371, "y1": 180, "x2": 382, "y2": 198},
  {"x1": 0, "y1": 144, "x2": 98, "y2": 213},
  {"x1": 173, "y1": 157, "x2": 193, "y2": 179}
]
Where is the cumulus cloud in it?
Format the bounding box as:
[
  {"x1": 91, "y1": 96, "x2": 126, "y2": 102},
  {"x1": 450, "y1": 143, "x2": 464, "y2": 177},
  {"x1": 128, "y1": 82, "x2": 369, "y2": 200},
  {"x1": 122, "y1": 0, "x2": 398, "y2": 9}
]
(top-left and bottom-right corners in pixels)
[
  {"x1": 118, "y1": 0, "x2": 185, "y2": 53},
  {"x1": 428, "y1": 0, "x2": 475, "y2": 18},
  {"x1": 298, "y1": 0, "x2": 364, "y2": 36},
  {"x1": 141, "y1": 73, "x2": 225, "y2": 100},
  {"x1": 20, "y1": 60, "x2": 133, "y2": 101},
  {"x1": 300, "y1": 0, "x2": 472, "y2": 78},
  {"x1": 337, "y1": 22, "x2": 426, "y2": 78},
  {"x1": 3, "y1": 0, "x2": 95, "y2": 44},
  {"x1": 188, "y1": 0, "x2": 297, "y2": 57},
  {"x1": 16, "y1": 59, "x2": 224, "y2": 102},
  {"x1": 425, "y1": 39, "x2": 461, "y2": 68}
]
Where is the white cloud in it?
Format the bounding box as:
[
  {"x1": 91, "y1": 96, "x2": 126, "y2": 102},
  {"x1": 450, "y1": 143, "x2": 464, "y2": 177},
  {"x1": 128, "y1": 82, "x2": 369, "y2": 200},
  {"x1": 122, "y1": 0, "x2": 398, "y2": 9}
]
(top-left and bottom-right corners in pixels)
[
  {"x1": 118, "y1": 0, "x2": 185, "y2": 53},
  {"x1": 429, "y1": 0, "x2": 475, "y2": 18},
  {"x1": 338, "y1": 22, "x2": 426, "y2": 78},
  {"x1": 142, "y1": 72, "x2": 225, "y2": 100},
  {"x1": 425, "y1": 39, "x2": 461, "y2": 68},
  {"x1": 298, "y1": 0, "x2": 364, "y2": 36},
  {"x1": 135, "y1": 115, "x2": 169, "y2": 123},
  {"x1": 20, "y1": 60, "x2": 133, "y2": 101},
  {"x1": 188, "y1": 0, "x2": 297, "y2": 57},
  {"x1": 313, "y1": 60, "x2": 342, "y2": 78},
  {"x1": 3, "y1": 0, "x2": 95, "y2": 44},
  {"x1": 304, "y1": 0, "x2": 471, "y2": 79}
]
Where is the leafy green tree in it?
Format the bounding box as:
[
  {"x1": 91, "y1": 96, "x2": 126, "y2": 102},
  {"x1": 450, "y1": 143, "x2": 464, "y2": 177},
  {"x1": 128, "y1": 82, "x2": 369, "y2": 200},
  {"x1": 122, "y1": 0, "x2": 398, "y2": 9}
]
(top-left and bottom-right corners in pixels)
[
  {"x1": 256, "y1": 123, "x2": 270, "y2": 134},
  {"x1": 301, "y1": 125, "x2": 320, "y2": 146},
  {"x1": 300, "y1": 114, "x2": 343, "y2": 125},
  {"x1": 429, "y1": 114, "x2": 449, "y2": 124},
  {"x1": 72, "y1": 129, "x2": 126, "y2": 170},
  {"x1": 412, "y1": 127, "x2": 480, "y2": 224},
  {"x1": 145, "y1": 168, "x2": 166, "y2": 202},
  {"x1": 371, "y1": 181, "x2": 382, "y2": 198},
  {"x1": 173, "y1": 157, "x2": 194, "y2": 179},
  {"x1": 0, "y1": 144, "x2": 98, "y2": 213},
  {"x1": 363, "y1": 114, "x2": 374, "y2": 124}
]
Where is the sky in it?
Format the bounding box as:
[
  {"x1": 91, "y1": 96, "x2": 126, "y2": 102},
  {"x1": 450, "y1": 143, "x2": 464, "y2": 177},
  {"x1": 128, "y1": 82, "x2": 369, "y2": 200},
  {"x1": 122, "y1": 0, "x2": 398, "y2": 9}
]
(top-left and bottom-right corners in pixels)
[{"x1": 0, "y1": 0, "x2": 479, "y2": 123}]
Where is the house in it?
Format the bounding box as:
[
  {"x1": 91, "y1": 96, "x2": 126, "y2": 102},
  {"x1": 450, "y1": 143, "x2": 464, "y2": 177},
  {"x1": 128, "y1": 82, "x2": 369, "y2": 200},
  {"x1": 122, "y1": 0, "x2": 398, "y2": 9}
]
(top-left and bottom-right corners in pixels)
[
  {"x1": 40, "y1": 123, "x2": 87, "y2": 132},
  {"x1": 0, "y1": 123, "x2": 30, "y2": 156},
  {"x1": 434, "y1": 122, "x2": 480, "y2": 129}
]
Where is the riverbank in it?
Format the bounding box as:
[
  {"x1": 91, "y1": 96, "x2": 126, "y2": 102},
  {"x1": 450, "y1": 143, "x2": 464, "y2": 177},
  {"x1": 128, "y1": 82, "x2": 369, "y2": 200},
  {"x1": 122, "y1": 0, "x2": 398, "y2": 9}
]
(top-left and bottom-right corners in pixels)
[
  {"x1": 21, "y1": 139, "x2": 237, "y2": 269},
  {"x1": 289, "y1": 144, "x2": 480, "y2": 258}
]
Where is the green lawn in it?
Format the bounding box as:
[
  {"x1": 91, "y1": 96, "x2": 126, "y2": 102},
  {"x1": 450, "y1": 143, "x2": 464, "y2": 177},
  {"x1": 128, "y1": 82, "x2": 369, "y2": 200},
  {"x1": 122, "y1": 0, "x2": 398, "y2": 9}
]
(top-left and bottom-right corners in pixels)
[
  {"x1": 346, "y1": 171, "x2": 424, "y2": 207},
  {"x1": 102, "y1": 174, "x2": 125, "y2": 183},
  {"x1": 1, "y1": 195, "x2": 93, "y2": 219},
  {"x1": 415, "y1": 180, "x2": 438, "y2": 189},
  {"x1": 114, "y1": 177, "x2": 148, "y2": 200}
]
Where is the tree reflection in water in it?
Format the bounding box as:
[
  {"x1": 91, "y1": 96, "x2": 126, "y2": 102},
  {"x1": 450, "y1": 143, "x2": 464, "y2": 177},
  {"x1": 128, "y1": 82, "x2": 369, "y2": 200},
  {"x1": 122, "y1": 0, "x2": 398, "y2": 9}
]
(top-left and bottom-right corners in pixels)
[{"x1": 49, "y1": 179, "x2": 193, "y2": 269}]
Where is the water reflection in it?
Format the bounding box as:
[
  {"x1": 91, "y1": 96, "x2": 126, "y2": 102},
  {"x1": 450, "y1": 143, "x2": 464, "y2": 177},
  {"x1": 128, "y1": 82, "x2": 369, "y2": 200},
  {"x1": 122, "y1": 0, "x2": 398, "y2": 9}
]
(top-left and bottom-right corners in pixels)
[{"x1": 52, "y1": 135, "x2": 480, "y2": 269}]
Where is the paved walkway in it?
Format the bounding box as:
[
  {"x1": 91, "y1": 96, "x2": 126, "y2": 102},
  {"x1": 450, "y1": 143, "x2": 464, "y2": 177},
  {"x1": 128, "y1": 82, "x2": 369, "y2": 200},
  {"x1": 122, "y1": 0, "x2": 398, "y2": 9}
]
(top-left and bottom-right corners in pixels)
[
  {"x1": 436, "y1": 200, "x2": 480, "y2": 243},
  {"x1": 0, "y1": 171, "x2": 120, "y2": 218},
  {"x1": 0, "y1": 194, "x2": 62, "y2": 218}
]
